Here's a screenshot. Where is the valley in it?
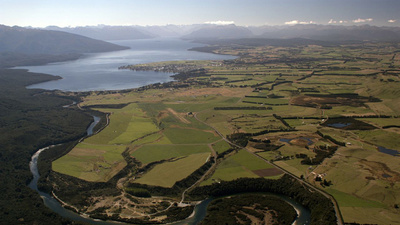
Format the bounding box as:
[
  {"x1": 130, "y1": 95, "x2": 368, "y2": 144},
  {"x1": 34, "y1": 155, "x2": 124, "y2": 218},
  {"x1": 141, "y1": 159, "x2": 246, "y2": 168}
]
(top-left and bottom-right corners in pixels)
[{"x1": 42, "y1": 40, "x2": 400, "y2": 224}]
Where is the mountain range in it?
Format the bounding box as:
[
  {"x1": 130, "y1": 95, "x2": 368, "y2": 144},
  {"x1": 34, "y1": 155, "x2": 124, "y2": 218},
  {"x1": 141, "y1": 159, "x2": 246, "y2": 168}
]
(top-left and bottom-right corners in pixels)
[
  {"x1": 0, "y1": 25, "x2": 128, "y2": 68},
  {"x1": 45, "y1": 24, "x2": 400, "y2": 42},
  {"x1": 0, "y1": 25, "x2": 128, "y2": 55},
  {"x1": 2, "y1": 23, "x2": 400, "y2": 68}
]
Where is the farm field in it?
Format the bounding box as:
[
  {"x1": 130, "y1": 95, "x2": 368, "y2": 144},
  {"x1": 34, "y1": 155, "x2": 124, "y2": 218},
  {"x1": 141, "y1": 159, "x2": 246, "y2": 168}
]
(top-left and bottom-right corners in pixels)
[
  {"x1": 51, "y1": 41, "x2": 400, "y2": 224},
  {"x1": 131, "y1": 144, "x2": 211, "y2": 164},
  {"x1": 134, "y1": 153, "x2": 211, "y2": 187},
  {"x1": 201, "y1": 150, "x2": 283, "y2": 186},
  {"x1": 52, "y1": 143, "x2": 127, "y2": 182}
]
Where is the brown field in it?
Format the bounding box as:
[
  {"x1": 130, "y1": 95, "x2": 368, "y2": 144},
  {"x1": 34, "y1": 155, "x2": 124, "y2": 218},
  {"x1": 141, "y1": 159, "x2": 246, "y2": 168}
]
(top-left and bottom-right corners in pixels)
[
  {"x1": 358, "y1": 159, "x2": 400, "y2": 184},
  {"x1": 167, "y1": 108, "x2": 190, "y2": 124},
  {"x1": 291, "y1": 95, "x2": 371, "y2": 108}
]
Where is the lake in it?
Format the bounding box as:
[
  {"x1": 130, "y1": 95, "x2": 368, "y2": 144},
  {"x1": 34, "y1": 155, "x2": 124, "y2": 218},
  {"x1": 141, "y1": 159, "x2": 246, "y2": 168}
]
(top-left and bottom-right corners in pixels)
[{"x1": 18, "y1": 38, "x2": 236, "y2": 92}]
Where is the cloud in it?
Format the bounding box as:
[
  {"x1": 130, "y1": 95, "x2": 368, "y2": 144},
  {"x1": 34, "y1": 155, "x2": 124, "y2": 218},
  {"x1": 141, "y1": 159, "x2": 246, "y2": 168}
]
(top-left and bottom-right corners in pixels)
[
  {"x1": 388, "y1": 19, "x2": 396, "y2": 23},
  {"x1": 285, "y1": 20, "x2": 314, "y2": 25},
  {"x1": 204, "y1": 20, "x2": 234, "y2": 25},
  {"x1": 329, "y1": 19, "x2": 348, "y2": 24},
  {"x1": 352, "y1": 18, "x2": 373, "y2": 23}
]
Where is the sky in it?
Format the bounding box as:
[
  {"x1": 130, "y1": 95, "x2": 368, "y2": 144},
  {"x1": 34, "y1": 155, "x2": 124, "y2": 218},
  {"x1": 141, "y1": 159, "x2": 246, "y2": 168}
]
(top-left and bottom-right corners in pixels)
[{"x1": 1, "y1": 0, "x2": 399, "y2": 27}]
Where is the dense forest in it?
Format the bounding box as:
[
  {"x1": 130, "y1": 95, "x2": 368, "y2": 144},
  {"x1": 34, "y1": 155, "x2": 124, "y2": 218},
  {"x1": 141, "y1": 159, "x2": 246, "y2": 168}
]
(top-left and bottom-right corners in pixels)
[
  {"x1": 0, "y1": 69, "x2": 93, "y2": 225},
  {"x1": 190, "y1": 175, "x2": 337, "y2": 225},
  {"x1": 199, "y1": 194, "x2": 297, "y2": 225}
]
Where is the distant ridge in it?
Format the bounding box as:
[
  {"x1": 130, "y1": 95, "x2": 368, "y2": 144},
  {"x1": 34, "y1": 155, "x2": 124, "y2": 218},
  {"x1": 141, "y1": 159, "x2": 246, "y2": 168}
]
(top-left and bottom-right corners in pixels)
[
  {"x1": 251, "y1": 24, "x2": 400, "y2": 42},
  {"x1": 43, "y1": 24, "x2": 400, "y2": 43},
  {"x1": 191, "y1": 38, "x2": 341, "y2": 49},
  {"x1": 45, "y1": 25, "x2": 155, "y2": 41},
  {"x1": 182, "y1": 24, "x2": 253, "y2": 40},
  {"x1": 0, "y1": 25, "x2": 129, "y2": 67},
  {"x1": 0, "y1": 25, "x2": 129, "y2": 55}
]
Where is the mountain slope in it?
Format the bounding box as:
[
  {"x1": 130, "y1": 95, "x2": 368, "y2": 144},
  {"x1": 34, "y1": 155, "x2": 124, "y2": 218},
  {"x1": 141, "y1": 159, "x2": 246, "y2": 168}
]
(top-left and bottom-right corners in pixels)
[
  {"x1": 182, "y1": 24, "x2": 253, "y2": 40},
  {"x1": 251, "y1": 24, "x2": 400, "y2": 42},
  {"x1": 0, "y1": 25, "x2": 129, "y2": 55},
  {"x1": 46, "y1": 25, "x2": 155, "y2": 41}
]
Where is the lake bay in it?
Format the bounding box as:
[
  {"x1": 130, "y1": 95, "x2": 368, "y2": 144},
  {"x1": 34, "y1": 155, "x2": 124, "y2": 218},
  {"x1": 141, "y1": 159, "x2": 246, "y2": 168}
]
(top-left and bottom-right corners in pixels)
[{"x1": 18, "y1": 38, "x2": 235, "y2": 92}]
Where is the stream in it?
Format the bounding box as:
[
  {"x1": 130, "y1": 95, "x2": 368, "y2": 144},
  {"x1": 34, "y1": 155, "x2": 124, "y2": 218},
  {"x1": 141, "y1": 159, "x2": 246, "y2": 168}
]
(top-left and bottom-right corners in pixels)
[{"x1": 29, "y1": 116, "x2": 310, "y2": 225}]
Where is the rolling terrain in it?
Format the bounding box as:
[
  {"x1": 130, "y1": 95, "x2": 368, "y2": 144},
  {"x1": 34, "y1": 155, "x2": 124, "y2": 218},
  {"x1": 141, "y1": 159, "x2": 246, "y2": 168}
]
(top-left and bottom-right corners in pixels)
[
  {"x1": 1, "y1": 23, "x2": 400, "y2": 224},
  {"x1": 47, "y1": 40, "x2": 400, "y2": 224}
]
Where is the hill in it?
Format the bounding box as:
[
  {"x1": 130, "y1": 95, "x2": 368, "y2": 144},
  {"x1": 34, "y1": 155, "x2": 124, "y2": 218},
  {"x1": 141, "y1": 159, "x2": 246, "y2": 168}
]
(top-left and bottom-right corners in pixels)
[
  {"x1": 0, "y1": 24, "x2": 129, "y2": 68},
  {"x1": 250, "y1": 24, "x2": 400, "y2": 42},
  {"x1": 45, "y1": 25, "x2": 155, "y2": 41},
  {"x1": 42, "y1": 24, "x2": 400, "y2": 43},
  {"x1": 0, "y1": 25, "x2": 129, "y2": 55},
  {"x1": 182, "y1": 24, "x2": 253, "y2": 40}
]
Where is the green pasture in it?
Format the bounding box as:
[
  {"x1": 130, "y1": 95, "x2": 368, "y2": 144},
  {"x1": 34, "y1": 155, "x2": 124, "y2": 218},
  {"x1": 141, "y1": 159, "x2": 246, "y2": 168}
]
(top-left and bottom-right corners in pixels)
[
  {"x1": 359, "y1": 118, "x2": 400, "y2": 127},
  {"x1": 152, "y1": 134, "x2": 173, "y2": 145},
  {"x1": 110, "y1": 121, "x2": 159, "y2": 144},
  {"x1": 75, "y1": 143, "x2": 127, "y2": 162},
  {"x1": 84, "y1": 111, "x2": 131, "y2": 144},
  {"x1": 300, "y1": 75, "x2": 362, "y2": 85},
  {"x1": 132, "y1": 132, "x2": 163, "y2": 146},
  {"x1": 274, "y1": 159, "x2": 312, "y2": 177},
  {"x1": 134, "y1": 153, "x2": 210, "y2": 187},
  {"x1": 211, "y1": 121, "x2": 234, "y2": 137},
  {"x1": 231, "y1": 115, "x2": 286, "y2": 133},
  {"x1": 163, "y1": 103, "x2": 220, "y2": 114},
  {"x1": 327, "y1": 89, "x2": 356, "y2": 94},
  {"x1": 257, "y1": 151, "x2": 279, "y2": 161},
  {"x1": 285, "y1": 119, "x2": 322, "y2": 127},
  {"x1": 353, "y1": 129, "x2": 400, "y2": 150},
  {"x1": 137, "y1": 102, "x2": 167, "y2": 118},
  {"x1": 132, "y1": 144, "x2": 211, "y2": 164},
  {"x1": 318, "y1": 127, "x2": 352, "y2": 143},
  {"x1": 232, "y1": 150, "x2": 274, "y2": 170},
  {"x1": 340, "y1": 207, "x2": 400, "y2": 225},
  {"x1": 162, "y1": 97, "x2": 240, "y2": 113},
  {"x1": 314, "y1": 150, "x2": 399, "y2": 208},
  {"x1": 202, "y1": 150, "x2": 274, "y2": 185},
  {"x1": 201, "y1": 164, "x2": 258, "y2": 186},
  {"x1": 326, "y1": 188, "x2": 385, "y2": 208},
  {"x1": 85, "y1": 104, "x2": 159, "y2": 145},
  {"x1": 276, "y1": 144, "x2": 316, "y2": 158},
  {"x1": 324, "y1": 106, "x2": 374, "y2": 117},
  {"x1": 365, "y1": 102, "x2": 396, "y2": 115},
  {"x1": 211, "y1": 140, "x2": 232, "y2": 154},
  {"x1": 268, "y1": 105, "x2": 317, "y2": 117},
  {"x1": 242, "y1": 97, "x2": 289, "y2": 105},
  {"x1": 163, "y1": 127, "x2": 220, "y2": 144},
  {"x1": 52, "y1": 143, "x2": 126, "y2": 182},
  {"x1": 364, "y1": 82, "x2": 400, "y2": 99}
]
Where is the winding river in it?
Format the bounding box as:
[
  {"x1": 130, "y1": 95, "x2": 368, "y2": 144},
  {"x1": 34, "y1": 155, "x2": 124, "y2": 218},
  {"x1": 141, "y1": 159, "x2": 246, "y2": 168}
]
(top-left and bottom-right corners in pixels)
[
  {"x1": 28, "y1": 116, "x2": 124, "y2": 225},
  {"x1": 27, "y1": 38, "x2": 311, "y2": 224},
  {"x1": 28, "y1": 115, "x2": 310, "y2": 225}
]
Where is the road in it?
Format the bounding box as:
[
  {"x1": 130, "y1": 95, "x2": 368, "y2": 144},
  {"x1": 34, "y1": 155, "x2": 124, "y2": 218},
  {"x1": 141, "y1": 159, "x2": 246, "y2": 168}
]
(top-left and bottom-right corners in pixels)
[{"x1": 193, "y1": 111, "x2": 344, "y2": 225}]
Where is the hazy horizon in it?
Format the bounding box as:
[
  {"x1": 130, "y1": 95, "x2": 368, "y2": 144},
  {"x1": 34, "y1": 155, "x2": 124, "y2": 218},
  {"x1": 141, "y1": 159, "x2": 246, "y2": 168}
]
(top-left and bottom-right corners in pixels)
[{"x1": 1, "y1": 0, "x2": 399, "y2": 28}]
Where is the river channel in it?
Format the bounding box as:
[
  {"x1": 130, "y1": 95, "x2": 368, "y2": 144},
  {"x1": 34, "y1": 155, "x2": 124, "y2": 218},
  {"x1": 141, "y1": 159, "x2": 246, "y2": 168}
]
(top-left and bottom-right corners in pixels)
[
  {"x1": 27, "y1": 38, "x2": 310, "y2": 224},
  {"x1": 29, "y1": 116, "x2": 310, "y2": 225}
]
